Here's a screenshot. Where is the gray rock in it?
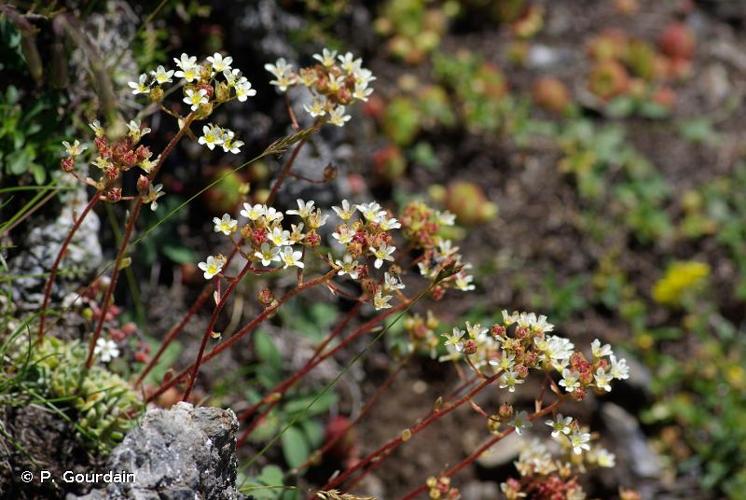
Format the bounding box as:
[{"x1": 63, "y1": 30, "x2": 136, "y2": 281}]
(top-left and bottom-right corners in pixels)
[
  {"x1": 602, "y1": 403, "x2": 662, "y2": 478},
  {"x1": 72, "y1": 402, "x2": 239, "y2": 500}
]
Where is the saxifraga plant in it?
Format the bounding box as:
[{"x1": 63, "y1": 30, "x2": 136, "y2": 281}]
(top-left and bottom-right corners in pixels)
[{"x1": 36, "y1": 45, "x2": 631, "y2": 498}]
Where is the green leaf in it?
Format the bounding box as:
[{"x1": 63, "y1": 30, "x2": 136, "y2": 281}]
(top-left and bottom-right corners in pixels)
[
  {"x1": 301, "y1": 419, "x2": 324, "y2": 449},
  {"x1": 283, "y1": 391, "x2": 337, "y2": 417},
  {"x1": 254, "y1": 330, "x2": 281, "y2": 367},
  {"x1": 161, "y1": 244, "x2": 195, "y2": 264},
  {"x1": 281, "y1": 426, "x2": 310, "y2": 468}
]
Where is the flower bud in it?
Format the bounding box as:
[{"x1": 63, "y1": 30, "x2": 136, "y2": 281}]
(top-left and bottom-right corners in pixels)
[
  {"x1": 215, "y1": 81, "x2": 231, "y2": 103},
  {"x1": 257, "y1": 288, "x2": 274, "y2": 306},
  {"x1": 137, "y1": 175, "x2": 150, "y2": 195},
  {"x1": 60, "y1": 156, "x2": 75, "y2": 173},
  {"x1": 149, "y1": 86, "x2": 165, "y2": 102},
  {"x1": 106, "y1": 187, "x2": 122, "y2": 203},
  {"x1": 323, "y1": 163, "x2": 337, "y2": 181}
]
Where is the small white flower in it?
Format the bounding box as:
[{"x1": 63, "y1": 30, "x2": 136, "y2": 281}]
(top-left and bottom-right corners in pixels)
[
  {"x1": 144, "y1": 183, "x2": 165, "y2": 211},
  {"x1": 268, "y1": 226, "x2": 291, "y2": 247},
  {"x1": 373, "y1": 290, "x2": 392, "y2": 310},
  {"x1": 370, "y1": 244, "x2": 395, "y2": 269},
  {"x1": 338, "y1": 52, "x2": 362, "y2": 73},
  {"x1": 378, "y1": 217, "x2": 401, "y2": 231},
  {"x1": 355, "y1": 202, "x2": 385, "y2": 222},
  {"x1": 353, "y1": 67, "x2": 376, "y2": 87},
  {"x1": 546, "y1": 414, "x2": 573, "y2": 439},
  {"x1": 280, "y1": 246, "x2": 304, "y2": 269},
  {"x1": 594, "y1": 367, "x2": 612, "y2": 392},
  {"x1": 94, "y1": 338, "x2": 120, "y2": 363},
  {"x1": 89, "y1": 120, "x2": 104, "y2": 138},
  {"x1": 235, "y1": 77, "x2": 257, "y2": 101},
  {"x1": 151, "y1": 65, "x2": 174, "y2": 85},
  {"x1": 436, "y1": 210, "x2": 456, "y2": 226},
  {"x1": 303, "y1": 97, "x2": 328, "y2": 118},
  {"x1": 128, "y1": 73, "x2": 150, "y2": 95},
  {"x1": 198, "y1": 254, "x2": 226, "y2": 279},
  {"x1": 569, "y1": 430, "x2": 591, "y2": 455},
  {"x1": 334, "y1": 254, "x2": 360, "y2": 279},
  {"x1": 352, "y1": 83, "x2": 374, "y2": 102},
  {"x1": 609, "y1": 354, "x2": 630, "y2": 380},
  {"x1": 313, "y1": 48, "x2": 337, "y2": 67},
  {"x1": 184, "y1": 88, "x2": 208, "y2": 111},
  {"x1": 265, "y1": 58, "x2": 295, "y2": 92},
  {"x1": 240, "y1": 203, "x2": 265, "y2": 221},
  {"x1": 591, "y1": 339, "x2": 613, "y2": 359},
  {"x1": 174, "y1": 53, "x2": 198, "y2": 76},
  {"x1": 198, "y1": 124, "x2": 224, "y2": 150},
  {"x1": 498, "y1": 369, "x2": 524, "y2": 393},
  {"x1": 442, "y1": 327, "x2": 465, "y2": 351},
  {"x1": 328, "y1": 105, "x2": 351, "y2": 127},
  {"x1": 286, "y1": 199, "x2": 316, "y2": 219},
  {"x1": 332, "y1": 225, "x2": 354, "y2": 245},
  {"x1": 207, "y1": 52, "x2": 233, "y2": 73},
  {"x1": 263, "y1": 206, "x2": 284, "y2": 223},
  {"x1": 383, "y1": 272, "x2": 405, "y2": 291},
  {"x1": 62, "y1": 140, "x2": 86, "y2": 157},
  {"x1": 127, "y1": 120, "x2": 150, "y2": 142},
  {"x1": 510, "y1": 411, "x2": 532, "y2": 436},
  {"x1": 213, "y1": 214, "x2": 238, "y2": 235},
  {"x1": 594, "y1": 448, "x2": 616, "y2": 467},
  {"x1": 332, "y1": 200, "x2": 355, "y2": 221},
  {"x1": 559, "y1": 369, "x2": 581, "y2": 393},
  {"x1": 254, "y1": 243, "x2": 280, "y2": 267},
  {"x1": 454, "y1": 272, "x2": 475, "y2": 291},
  {"x1": 220, "y1": 130, "x2": 243, "y2": 154}
]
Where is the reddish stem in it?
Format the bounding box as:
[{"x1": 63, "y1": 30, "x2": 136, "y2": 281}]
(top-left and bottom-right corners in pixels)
[
  {"x1": 400, "y1": 399, "x2": 563, "y2": 500},
  {"x1": 318, "y1": 372, "x2": 502, "y2": 493},
  {"x1": 38, "y1": 193, "x2": 101, "y2": 341},
  {"x1": 182, "y1": 261, "x2": 254, "y2": 401},
  {"x1": 266, "y1": 138, "x2": 308, "y2": 206},
  {"x1": 85, "y1": 114, "x2": 194, "y2": 370},
  {"x1": 146, "y1": 272, "x2": 334, "y2": 403}
]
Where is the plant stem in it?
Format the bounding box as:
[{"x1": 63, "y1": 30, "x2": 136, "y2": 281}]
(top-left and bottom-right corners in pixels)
[
  {"x1": 319, "y1": 372, "x2": 502, "y2": 492},
  {"x1": 181, "y1": 261, "x2": 254, "y2": 401},
  {"x1": 38, "y1": 193, "x2": 100, "y2": 341},
  {"x1": 84, "y1": 114, "x2": 194, "y2": 371},
  {"x1": 266, "y1": 138, "x2": 308, "y2": 205},
  {"x1": 399, "y1": 399, "x2": 562, "y2": 500},
  {"x1": 145, "y1": 271, "x2": 334, "y2": 403}
]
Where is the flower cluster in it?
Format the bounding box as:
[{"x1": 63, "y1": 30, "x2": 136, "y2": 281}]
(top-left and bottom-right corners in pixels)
[
  {"x1": 198, "y1": 123, "x2": 244, "y2": 154},
  {"x1": 440, "y1": 311, "x2": 629, "y2": 402},
  {"x1": 500, "y1": 423, "x2": 616, "y2": 500},
  {"x1": 398, "y1": 201, "x2": 474, "y2": 299},
  {"x1": 265, "y1": 48, "x2": 375, "y2": 126},
  {"x1": 426, "y1": 475, "x2": 461, "y2": 499}
]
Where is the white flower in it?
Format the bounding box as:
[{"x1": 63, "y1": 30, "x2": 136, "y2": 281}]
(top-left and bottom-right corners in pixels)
[
  {"x1": 268, "y1": 226, "x2": 291, "y2": 247},
  {"x1": 304, "y1": 97, "x2": 328, "y2": 118},
  {"x1": 510, "y1": 411, "x2": 532, "y2": 435},
  {"x1": 198, "y1": 124, "x2": 224, "y2": 150},
  {"x1": 207, "y1": 52, "x2": 233, "y2": 73},
  {"x1": 240, "y1": 203, "x2": 265, "y2": 221},
  {"x1": 184, "y1": 88, "x2": 208, "y2": 111},
  {"x1": 546, "y1": 414, "x2": 573, "y2": 439},
  {"x1": 255, "y1": 243, "x2": 280, "y2": 266},
  {"x1": 213, "y1": 214, "x2": 237, "y2": 235},
  {"x1": 378, "y1": 217, "x2": 401, "y2": 231},
  {"x1": 436, "y1": 210, "x2": 456, "y2": 226},
  {"x1": 265, "y1": 58, "x2": 295, "y2": 91},
  {"x1": 569, "y1": 431, "x2": 591, "y2": 455},
  {"x1": 498, "y1": 369, "x2": 524, "y2": 393},
  {"x1": 353, "y1": 67, "x2": 376, "y2": 87},
  {"x1": 383, "y1": 272, "x2": 405, "y2": 291},
  {"x1": 289, "y1": 223, "x2": 305, "y2": 244},
  {"x1": 442, "y1": 328, "x2": 465, "y2": 351},
  {"x1": 465, "y1": 321, "x2": 487, "y2": 339},
  {"x1": 332, "y1": 225, "x2": 354, "y2": 245},
  {"x1": 235, "y1": 77, "x2": 257, "y2": 101},
  {"x1": 338, "y1": 52, "x2": 362, "y2": 73},
  {"x1": 594, "y1": 367, "x2": 612, "y2": 392},
  {"x1": 370, "y1": 244, "x2": 395, "y2": 269},
  {"x1": 313, "y1": 48, "x2": 337, "y2": 67},
  {"x1": 62, "y1": 140, "x2": 86, "y2": 157},
  {"x1": 127, "y1": 120, "x2": 150, "y2": 142},
  {"x1": 352, "y1": 83, "x2": 374, "y2": 102},
  {"x1": 328, "y1": 105, "x2": 351, "y2": 127},
  {"x1": 221, "y1": 130, "x2": 243, "y2": 154},
  {"x1": 198, "y1": 254, "x2": 226, "y2": 279},
  {"x1": 332, "y1": 200, "x2": 355, "y2": 221},
  {"x1": 559, "y1": 369, "x2": 581, "y2": 393},
  {"x1": 151, "y1": 65, "x2": 174, "y2": 85},
  {"x1": 263, "y1": 207, "x2": 284, "y2": 223},
  {"x1": 174, "y1": 53, "x2": 198, "y2": 82},
  {"x1": 334, "y1": 254, "x2": 360, "y2": 279},
  {"x1": 286, "y1": 199, "x2": 315, "y2": 219},
  {"x1": 280, "y1": 247, "x2": 304, "y2": 269},
  {"x1": 609, "y1": 354, "x2": 630, "y2": 380},
  {"x1": 373, "y1": 290, "x2": 392, "y2": 310},
  {"x1": 594, "y1": 448, "x2": 616, "y2": 467},
  {"x1": 94, "y1": 338, "x2": 120, "y2": 363},
  {"x1": 355, "y1": 202, "x2": 385, "y2": 222},
  {"x1": 89, "y1": 120, "x2": 104, "y2": 138},
  {"x1": 490, "y1": 351, "x2": 515, "y2": 370},
  {"x1": 144, "y1": 183, "x2": 165, "y2": 211},
  {"x1": 128, "y1": 73, "x2": 150, "y2": 95},
  {"x1": 454, "y1": 272, "x2": 475, "y2": 291},
  {"x1": 591, "y1": 339, "x2": 613, "y2": 359}
]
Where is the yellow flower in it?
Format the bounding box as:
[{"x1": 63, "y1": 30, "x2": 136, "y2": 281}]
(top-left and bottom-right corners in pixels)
[{"x1": 652, "y1": 261, "x2": 710, "y2": 306}]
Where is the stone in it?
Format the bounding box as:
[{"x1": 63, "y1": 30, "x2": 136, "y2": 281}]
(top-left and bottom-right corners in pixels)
[
  {"x1": 601, "y1": 403, "x2": 662, "y2": 478},
  {"x1": 72, "y1": 402, "x2": 240, "y2": 500}
]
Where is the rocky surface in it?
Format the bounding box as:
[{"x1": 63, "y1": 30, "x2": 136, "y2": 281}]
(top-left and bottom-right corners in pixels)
[{"x1": 72, "y1": 402, "x2": 240, "y2": 500}]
